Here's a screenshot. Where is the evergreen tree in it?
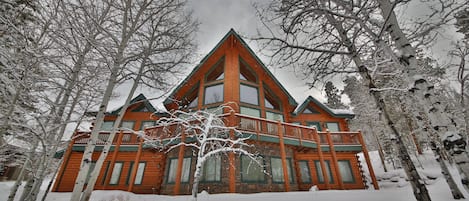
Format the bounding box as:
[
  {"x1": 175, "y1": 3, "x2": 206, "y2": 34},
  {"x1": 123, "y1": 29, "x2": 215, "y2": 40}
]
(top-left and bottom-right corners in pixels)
[{"x1": 324, "y1": 81, "x2": 347, "y2": 109}]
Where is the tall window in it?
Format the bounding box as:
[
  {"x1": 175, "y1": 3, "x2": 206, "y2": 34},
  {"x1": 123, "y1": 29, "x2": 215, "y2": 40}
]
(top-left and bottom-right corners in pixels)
[
  {"x1": 271, "y1": 157, "x2": 293, "y2": 183},
  {"x1": 101, "y1": 121, "x2": 114, "y2": 131},
  {"x1": 167, "y1": 157, "x2": 191, "y2": 183},
  {"x1": 241, "y1": 155, "x2": 265, "y2": 182},
  {"x1": 314, "y1": 160, "x2": 333, "y2": 184},
  {"x1": 202, "y1": 156, "x2": 221, "y2": 182},
  {"x1": 298, "y1": 161, "x2": 312, "y2": 183},
  {"x1": 134, "y1": 162, "x2": 146, "y2": 185},
  {"x1": 264, "y1": 86, "x2": 281, "y2": 110},
  {"x1": 204, "y1": 84, "x2": 224, "y2": 104},
  {"x1": 338, "y1": 160, "x2": 355, "y2": 183},
  {"x1": 109, "y1": 162, "x2": 123, "y2": 185},
  {"x1": 240, "y1": 84, "x2": 259, "y2": 105}
]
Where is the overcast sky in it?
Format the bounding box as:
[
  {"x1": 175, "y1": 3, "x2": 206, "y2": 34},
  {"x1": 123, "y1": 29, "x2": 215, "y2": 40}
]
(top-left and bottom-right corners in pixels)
[{"x1": 108, "y1": 0, "x2": 463, "y2": 112}]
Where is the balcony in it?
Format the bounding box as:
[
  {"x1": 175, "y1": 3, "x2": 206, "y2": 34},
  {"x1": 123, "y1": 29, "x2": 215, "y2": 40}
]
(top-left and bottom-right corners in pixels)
[{"x1": 70, "y1": 113, "x2": 363, "y2": 152}]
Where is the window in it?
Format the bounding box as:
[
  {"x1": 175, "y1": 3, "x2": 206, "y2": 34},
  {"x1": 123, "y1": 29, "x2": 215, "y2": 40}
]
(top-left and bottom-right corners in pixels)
[
  {"x1": 140, "y1": 121, "x2": 155, "y2": 130},
  {"x1": 338, "y1": 160, "x2": 355, "y2": 183},
  {"x1": 240, "y1": 106, "x2": 260, "y2": 117},
  {"x1": 307, "y1": 122, "x2": 322, "y2": 131},
  {"x1": 202, "y1": 156, "x2": 221, "y2": 182},
  {"x1": 167, "y1": 157, "x2": 191, "y2": 183},
  {"x1": 241, "y1": 155, "x2": 265, "y2": 182},
  {"x1": 134, "y1": 162, "x2": 146, "y2": 185},
  {"x1": 240, "y1": 84, "x2": 259, "y2": 105},
  {"x1": 85, "y1": 162, "x2": 96, "y2": 184},
  {"x1": 266, "y1": 111, "x2": 284, "y2": 121},
  {"x1": 121, "y1": 121, "x2": 135, "y2": 130},
  {"x1": 101, "y1": 121, "x2": 114, "y2": 131},
  {"x1": 109, "y1": 162, "x2": 123, "y2": 185},
  {"x1": 264, "y1": 86, "x2": 281, "y2": 110},
  {"x1": 204, "y1": 84, "x2": 224, "y2": 104},
  {"x1": 188, "y1": 96, "x2": 198, "y2": 108},
  {"x1": 239, "y1": 58, "x2": 257, "y2": 83},
  {"x1": 326, "y1": 122, "x2": 340, "y2": 132},
  {"x1": 303, "y1": 107, "x2": 319, "y2": 114},
  {"x1": 298, "y1": 161, "x2": 312, "y2": 183},
  {"x1": 271, "y1": 157, "x2": 293, "y2": 183},
  {"x1": 315, "y1": 160, "x2": 333, "y2": 184},
  {"x1": 206, "y1": 58, "x2": 224, "y2": 82}
]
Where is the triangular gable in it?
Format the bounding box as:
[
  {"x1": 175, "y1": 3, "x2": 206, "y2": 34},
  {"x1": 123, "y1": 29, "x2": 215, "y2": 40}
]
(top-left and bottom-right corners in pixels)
[
  {"x1": 294, "y1": 96, "x2": 354, "y2": 118},
  {"x1": 163, "y1": 29, "x2": 298, "y2": 107},
  {"x1": 110, "y1": 94, "x2": 156, "y2": 115}
]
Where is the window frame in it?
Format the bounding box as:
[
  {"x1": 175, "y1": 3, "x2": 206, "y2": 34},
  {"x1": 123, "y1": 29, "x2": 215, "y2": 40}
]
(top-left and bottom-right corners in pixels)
[
  {"x1": 325, "y1": 122, "x2": 340, "y2": 132},
  {"x1": 298, "y1": 160, "x2": 312, "y2": 184},
  {"x1": 166, "y1": 157, "x2": 192, "y2": 184},
  {"x1": 240, "y1": 83, "x2": 260, "y2": 106},
  {"x1": 239, "y1": 57, "x2": 258, "y2": 83},
  {"x1": 205, "y1": 57, "x2": 225, "y2": 83},
  {"x1": 109, "y1": 161, "x2": 124, "y2": 185},
  {"x1": 203, "y1": 83, "x2": 224, "y2": 105},
  {"x1": 338, "y1": 160, "x2": 355, "y2": 183},
  {"x1": 306, "y1": 121, "x2": 322, "y2": 131},
  {"x1": 120, "y1": 120, "x2": 136, "y2": 130},
  {"x1": 241, "y1": 155, "x2": 266, "y2": 183},
  {"x1": 201, "y1": 155, "x2": 222, "y2": 182},
  {"x1": 101, "y1": 121, "x2": 115, "y2": 131},
  {"x1": 270, "y1": 157, "x2": 294, "y2": 184},
  {"x1": 314, "y1": 160, "x2": 334, "y2": 184},
  {"x1": 134, "y1": 162, "x2": 146, "y2": 185}
]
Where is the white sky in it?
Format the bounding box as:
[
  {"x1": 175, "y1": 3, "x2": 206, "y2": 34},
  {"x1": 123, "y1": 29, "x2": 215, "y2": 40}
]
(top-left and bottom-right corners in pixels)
[{"x1": 109, "y1": 0, "x2": 464, "y2": 112}]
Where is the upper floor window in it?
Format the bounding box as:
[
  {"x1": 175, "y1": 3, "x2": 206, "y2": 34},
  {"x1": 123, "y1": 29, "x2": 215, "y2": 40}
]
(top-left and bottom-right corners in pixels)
[
  {"x1": 264, "y1": 85, "x2": 281, "y2": 110},
  {"x1": 240, "y1": 84, "x2": 259, "y2": 105},
  {"x1": 206, "y1": 58, "x2": 224, "y2": 82},
  {"x1": 101, "y1": 121, "x2": 114, "y2": 131},
  {"x1": 120, "y1": 121, "x2": 135, "y2": 130},
  {"x1": 204, "y1": 84, "x2": 224, "y2": 105},
  {"x1": 302, "y1": 106, "x2": 320, "y2": 114},
  {"x1": 326, "y1": 122, "x2": 340, "y2": 132},
  {"x1": 239, "y1": 58, "x2": 257, "y2": 83}
]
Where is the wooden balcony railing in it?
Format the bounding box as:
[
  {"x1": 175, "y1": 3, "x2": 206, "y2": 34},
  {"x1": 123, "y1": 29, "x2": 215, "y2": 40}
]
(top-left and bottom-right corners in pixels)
[{"x1": 71, "y1": 113, "x2": 361, "y2": 147}]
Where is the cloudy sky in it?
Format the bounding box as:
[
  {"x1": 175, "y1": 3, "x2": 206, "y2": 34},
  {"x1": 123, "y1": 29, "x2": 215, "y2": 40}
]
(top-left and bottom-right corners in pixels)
[{"x1": 108, "y1": 0, "x2": 463, "y2": 112}]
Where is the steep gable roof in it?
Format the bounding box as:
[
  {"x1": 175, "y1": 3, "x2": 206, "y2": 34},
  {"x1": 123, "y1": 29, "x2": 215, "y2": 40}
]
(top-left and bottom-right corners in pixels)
[
  {"x1": 294, "y1": 96, "x2": 354, "y2": 118},
  {"x1": 163, "y1": 29, "x2": 297, "y2": 107},
  {"x1": 110, "y1": 93, "x2": 157, "y2": 115}
]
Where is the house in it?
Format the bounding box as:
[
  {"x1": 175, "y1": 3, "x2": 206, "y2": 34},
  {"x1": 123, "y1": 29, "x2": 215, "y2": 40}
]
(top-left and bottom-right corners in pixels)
[{"x1": 52, "y1": 29, "x2": 378, "y2": 195}]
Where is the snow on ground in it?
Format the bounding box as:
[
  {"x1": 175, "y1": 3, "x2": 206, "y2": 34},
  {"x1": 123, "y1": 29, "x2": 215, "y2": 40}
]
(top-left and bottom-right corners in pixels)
[{"x1": 2, "y1": 150, "x2": 468, "y2": 201}]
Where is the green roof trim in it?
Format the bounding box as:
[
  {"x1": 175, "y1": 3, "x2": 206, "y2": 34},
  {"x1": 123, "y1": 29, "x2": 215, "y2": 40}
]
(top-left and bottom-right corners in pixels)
[
  {"x1": 110, "y1": 94, "x2": 157, "y2": 115},
  {"x1": 294, "y1": 96, "x2": 355, "y2": 118},
  {"x1": 163, "y1": 29, "x2": 298, "y2": 107}
]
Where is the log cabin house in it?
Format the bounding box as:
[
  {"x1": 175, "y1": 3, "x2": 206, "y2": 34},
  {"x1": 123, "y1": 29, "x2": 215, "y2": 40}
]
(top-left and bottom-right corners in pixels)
[{"x1": 52, "y1": 29, "x2": 378, "y2": 195}]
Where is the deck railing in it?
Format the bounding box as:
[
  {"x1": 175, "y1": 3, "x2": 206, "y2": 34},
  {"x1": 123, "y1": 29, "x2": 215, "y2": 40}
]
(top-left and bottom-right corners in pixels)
[{"x1": 71, "y1": 113, "x2": 361, "y2": 146}]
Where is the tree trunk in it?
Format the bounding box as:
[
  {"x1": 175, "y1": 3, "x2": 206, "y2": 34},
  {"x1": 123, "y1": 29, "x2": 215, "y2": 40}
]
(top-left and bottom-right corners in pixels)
[{"x1": 7, "y1": 139, "x2": 38, "y2": 201}]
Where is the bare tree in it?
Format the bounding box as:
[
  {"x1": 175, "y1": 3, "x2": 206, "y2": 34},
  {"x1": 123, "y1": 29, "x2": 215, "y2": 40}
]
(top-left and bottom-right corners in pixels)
[
  {"x1": 145, "y1": 105, "x2": 260, "y2": 201},
  {"x1": 255, "y1": 0, "x2": 465, "y2": 200}
]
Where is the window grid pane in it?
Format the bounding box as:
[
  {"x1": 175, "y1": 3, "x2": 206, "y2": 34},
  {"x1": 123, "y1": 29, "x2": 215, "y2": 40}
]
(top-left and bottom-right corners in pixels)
[
  {"x1": 121, "y1": 121, "x2": 135, "y2": 130},
  {"x1": 271, "y1": 158, "x2": 284, "y2": 182},
  {"x1": 315, "y1": 160, "x2": 333, "y2": 184},
  {"x1": 204, "y1": 84, "x2": 224, "y2": 104},
  {"x1": 240, "y1": 84, "x2": 259, "y2": 105},
  {"x1": 241, "y1": 155, "x2": 264, "y2": 182},
  {"x1": 101, "y1": 121, "x2": 114, "y2": 131},
  {"x1": 338, "y1": 160, "x2": 355, "y2": 183},
  {"x1": 299, "y1": 161, "x2": 312, "y2": 183},
  {"x1": 134, "y1": 162, "x2": 146, "y2": 185},
  {"x1": 109, "y1": 162, "x2": 123, "y2": 185},
  {"x1": 202, "y1": 156, "x2": 221, "y2": 182}
]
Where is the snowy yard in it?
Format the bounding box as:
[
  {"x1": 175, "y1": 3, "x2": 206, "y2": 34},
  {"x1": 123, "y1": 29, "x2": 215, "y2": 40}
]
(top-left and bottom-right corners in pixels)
[{"x1": 2, "y1": 151, "x2": 468, "y2": 201}]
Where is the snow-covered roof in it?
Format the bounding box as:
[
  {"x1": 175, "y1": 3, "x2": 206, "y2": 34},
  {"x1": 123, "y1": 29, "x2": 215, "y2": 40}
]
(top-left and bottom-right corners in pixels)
[{"x1": 293, "y1": 96, "x2": 354, "y2": 118}]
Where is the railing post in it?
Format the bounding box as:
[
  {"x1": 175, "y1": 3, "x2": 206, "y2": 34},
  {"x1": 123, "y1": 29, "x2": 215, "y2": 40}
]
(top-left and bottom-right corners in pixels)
[
  {"x1": 104, "y1": 130, "x2": 124, "y2": 188},
  {"x1": 357, "y1": 130, "x2": 379, "y2": 190},
  {"x1": 326, "y1": 130, "x2": 344, "y2": 189},
  {"x1": 313, "y1": 129, "x2": 330, "y2": 189},
  {"x1": 229, "y1": 111, "x2": 236, "y2": 193},
  {"x1": 173, "y1": 127, "x2": 186, "y2": 195},
  {"x1": 277, "y1": 121, "x2": 290, "y2": 191},
  {"x1": 128, "y1": 137, "x2": 144, "y2": 192},
  {"x1": 52, "y1": 137, "x2": 76, "y2": 191}
]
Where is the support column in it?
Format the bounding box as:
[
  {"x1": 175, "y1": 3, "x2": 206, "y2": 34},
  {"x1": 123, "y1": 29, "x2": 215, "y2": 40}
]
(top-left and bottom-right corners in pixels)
[
  {"x1": 326, "y1": 130, "x2": 344, "y2": 189},
  {"x1": 277, "y1": 121, "x2": 290, "y2": 191},
  {"x1": 52, "y1": 137, "x2": 76, "y2": 191},
  {"x1": 104, "y1": 131, "x2": 124, "y2": 187},
  {"x1": 229, "y1": 111, "x2": 236, "y2": 193},
  {"x1": 128, "y1": 137, "x2": 144, "y2": 192},
  {"x1": 358, "y1": 130, "x2": 379, "y2": 190},
  {"x1": 174, "y1": 128, "x2": 186, "y2": 195},
  {"x1": 313, "y1": 129, "x2": 330, "y2": 189}
]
